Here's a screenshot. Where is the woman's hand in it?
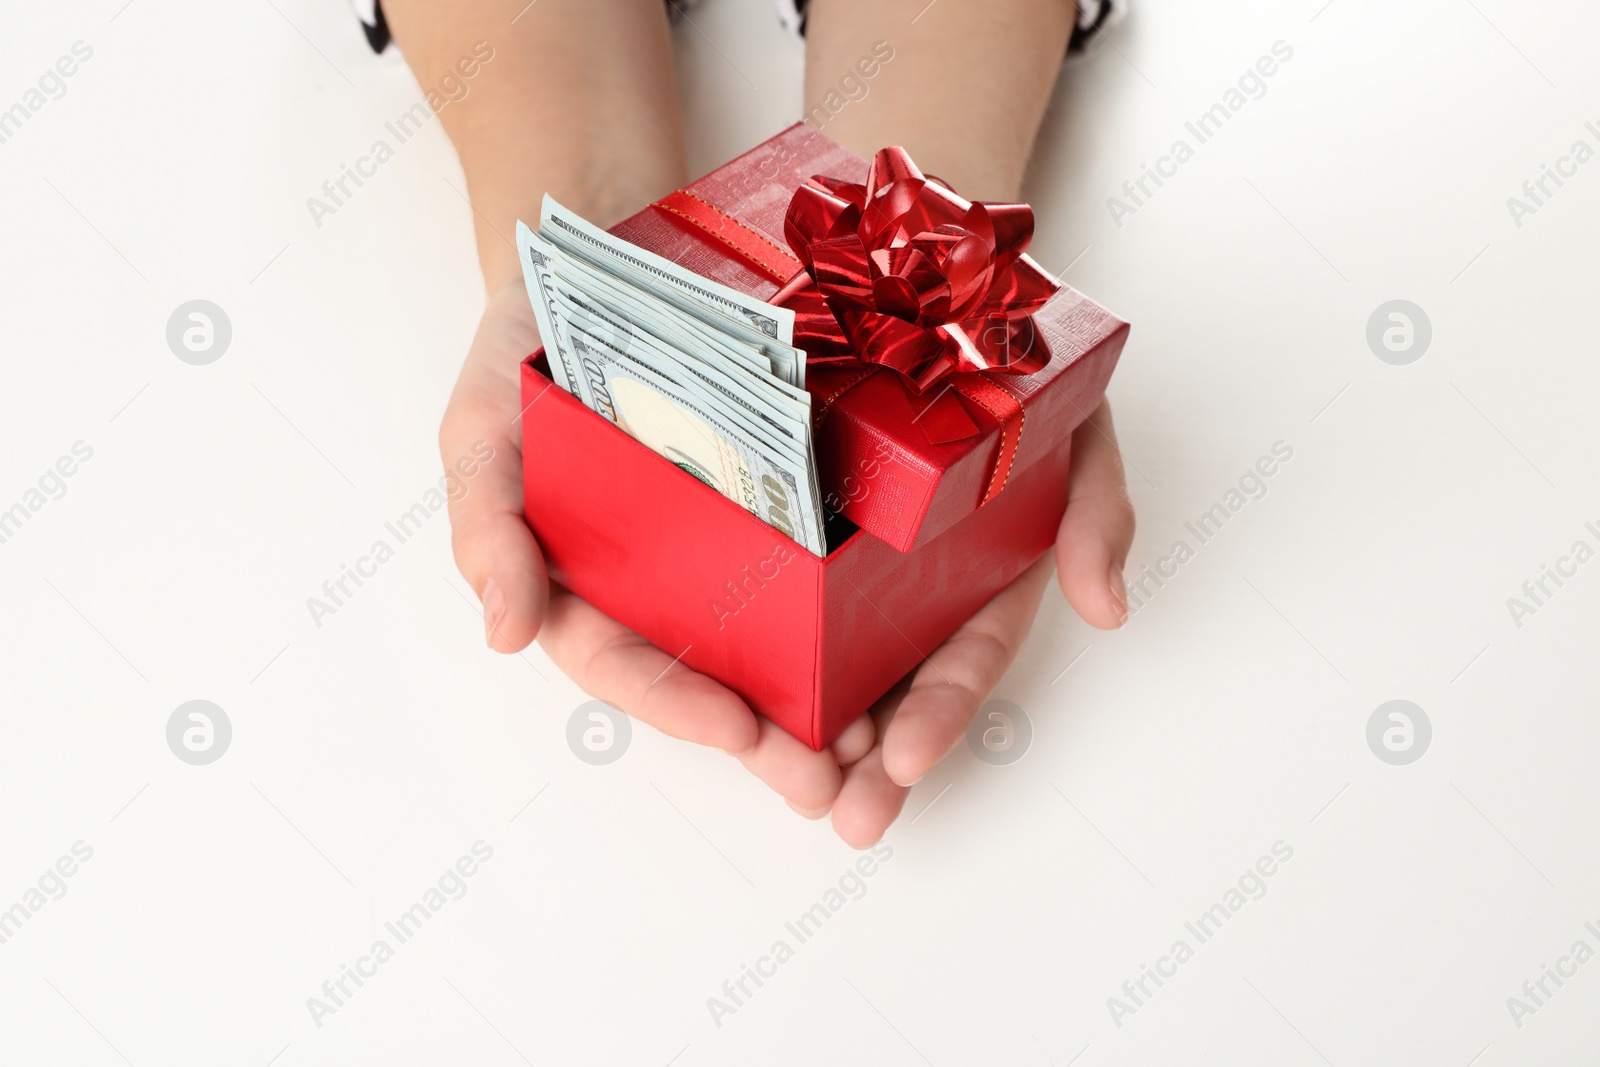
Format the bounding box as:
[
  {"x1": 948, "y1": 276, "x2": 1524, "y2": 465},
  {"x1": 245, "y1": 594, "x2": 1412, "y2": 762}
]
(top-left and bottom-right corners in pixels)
[
  {"x1": 441, "y1": 282, "x2": 762, "y2": 759},
  {"x1": 824, "y1": 400, "x2": 1135, "y2": 846},
  {"x1": 437, "y1": 282, "x2": 851, "y2": 821}
]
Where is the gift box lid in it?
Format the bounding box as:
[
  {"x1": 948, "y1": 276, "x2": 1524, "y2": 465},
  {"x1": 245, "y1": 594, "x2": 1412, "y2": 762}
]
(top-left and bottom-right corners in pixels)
[{"x1": 610, "y1": 123, "x2": 1128, "y2": 554}]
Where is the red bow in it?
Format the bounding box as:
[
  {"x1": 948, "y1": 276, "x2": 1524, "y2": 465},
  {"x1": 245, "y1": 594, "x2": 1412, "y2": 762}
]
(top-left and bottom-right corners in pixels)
[{"x1": 771, "y1": 146, "x2": 1058, "y2": 393}]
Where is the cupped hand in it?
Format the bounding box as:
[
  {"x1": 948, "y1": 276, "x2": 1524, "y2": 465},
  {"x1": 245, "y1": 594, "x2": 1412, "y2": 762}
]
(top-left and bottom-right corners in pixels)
[
  {"x1": 822, "y1": 399, "x2": 1136, "y2": 845},
  {"x1": 442, "y1": 283, "x2": 1133, "y2": 845},
  {"x1": 441, "y1": 281, "x2": 835, "y2": 806}
]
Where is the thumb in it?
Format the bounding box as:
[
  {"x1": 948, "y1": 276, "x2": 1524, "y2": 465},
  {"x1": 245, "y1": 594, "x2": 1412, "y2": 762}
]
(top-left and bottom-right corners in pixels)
[
  {"x1": 442, "y1": 392, "x2": 548, "y2": 652},
  {"x1": 440, "y1": 287, "x2": 549, "y2": 652}
]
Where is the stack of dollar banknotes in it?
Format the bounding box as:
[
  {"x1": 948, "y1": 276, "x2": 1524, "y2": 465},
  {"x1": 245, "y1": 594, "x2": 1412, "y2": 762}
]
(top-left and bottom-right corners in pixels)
[{"x1": 517, "y1": 196, "x2": 829, "y2": 555}]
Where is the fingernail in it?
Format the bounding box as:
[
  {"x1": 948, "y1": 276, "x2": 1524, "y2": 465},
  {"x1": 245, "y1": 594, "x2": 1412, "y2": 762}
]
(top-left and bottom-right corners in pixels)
[
  {"x1": 1107, "y1": 565, "x2": 1128, "y2": 625},
  {"x1": 481, "y1": 578, "x2": 506, "y2": 647}
]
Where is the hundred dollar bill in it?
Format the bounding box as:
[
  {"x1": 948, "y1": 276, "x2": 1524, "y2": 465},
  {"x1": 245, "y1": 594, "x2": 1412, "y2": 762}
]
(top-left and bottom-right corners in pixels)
[
  {"x1": 560, "y1": 310, "x2": 805, "y2": 473},
  {"x1": 524, "y1": 217, "x2": 819, "y2": 467},
  {"x1": 540, "y1": 195, "x2": 805, "y2": 387},
  {"x1": 555, "y1": 285, "x2": 814, "y2": 452},
  {"x1": 552, "y1": 248, "x2": 776, "y2": 383},
  {"x1": 515, "y1": 220, "x2": 583, "y2": 399},
  {"x1": 566, "y1": 332, "x2": 826, "y2": 554},
  {"x1": 556, "y1": 303, "x2": 821, "y2": 515}
]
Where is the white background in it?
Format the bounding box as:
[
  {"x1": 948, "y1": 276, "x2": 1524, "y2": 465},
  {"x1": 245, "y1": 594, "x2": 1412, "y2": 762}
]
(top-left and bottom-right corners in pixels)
[{"x1": 2, "y1": 0, "x2": 1597, "y2": 1063}]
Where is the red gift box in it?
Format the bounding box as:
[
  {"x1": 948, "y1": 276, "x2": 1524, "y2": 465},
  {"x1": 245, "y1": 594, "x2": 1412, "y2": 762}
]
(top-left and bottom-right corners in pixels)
[{"x1": 521, "y1": 124, "x2": 1127, "y2": 750}]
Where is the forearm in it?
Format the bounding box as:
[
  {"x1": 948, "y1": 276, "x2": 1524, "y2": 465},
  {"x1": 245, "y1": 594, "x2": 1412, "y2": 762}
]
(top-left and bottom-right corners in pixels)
[
  {"x1": 804, "y1": 0, "x2": 1075, "y2": 201},
  {"x1": 383, "y1": 0, "x2": 689, "y2": 292}
]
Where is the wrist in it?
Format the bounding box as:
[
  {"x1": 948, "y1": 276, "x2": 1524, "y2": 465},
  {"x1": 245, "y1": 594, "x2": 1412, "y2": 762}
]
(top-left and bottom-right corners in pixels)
[{"x1": 476, "y1": 172, "x2": 679, "y2": 296}]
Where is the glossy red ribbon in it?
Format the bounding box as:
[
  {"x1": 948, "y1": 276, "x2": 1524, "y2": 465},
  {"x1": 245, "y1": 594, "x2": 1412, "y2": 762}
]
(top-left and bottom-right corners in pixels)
[
  {"x1": 655, "y1": 148, "x2": 1059, "y2": 505},
  {"x1": 773, "y1": 145, "x2": 1058, "y2": 393}
]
